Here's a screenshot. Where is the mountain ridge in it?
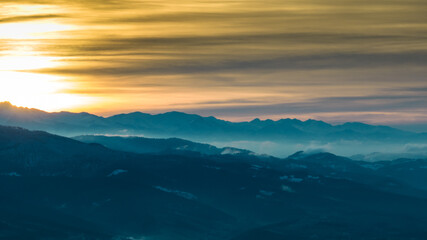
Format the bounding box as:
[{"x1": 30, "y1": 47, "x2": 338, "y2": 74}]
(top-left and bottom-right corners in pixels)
[
  {"x1": 73, "y1": 134, "x2": 259, "y2": 157},
  {"x1": 1, "y1": 101, "x2": 426, "y2": 157},
  {"x1": 0, "y1": 101, "x2": 410, "y2": 132},
  {"x1": 0, "y1": 101, "x2": 420, "y2": 136}
]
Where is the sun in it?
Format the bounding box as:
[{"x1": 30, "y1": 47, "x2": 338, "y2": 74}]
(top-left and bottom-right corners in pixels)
[
  {"x1": 0, "y1": 44, "x2": 92, "y2": 112},
  {"x1": 0, "y1": 48, "x2": 90, "y2": 111},
  {"x1": 0, "y1": 46, "x2": 91, "y2": 112},
  {"x1": 0, "y1": 72, "x2": 92, "y2": 112},
  {"x1": 0, "y1": 12, "x2": 93, "y2": 112}
]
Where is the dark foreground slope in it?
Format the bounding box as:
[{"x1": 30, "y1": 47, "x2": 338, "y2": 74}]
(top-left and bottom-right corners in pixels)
[{"x1": 1, "y1": 125, "x2": 427, "y2": 240}]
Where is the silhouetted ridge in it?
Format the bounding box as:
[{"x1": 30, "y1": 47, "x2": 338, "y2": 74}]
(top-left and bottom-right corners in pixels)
[
  {"x1": 0, "y1": 102, "x2": 425, "y2": 151},
  {"x1": 73, "y1": 134, "x2": 256, "y2": 157}
]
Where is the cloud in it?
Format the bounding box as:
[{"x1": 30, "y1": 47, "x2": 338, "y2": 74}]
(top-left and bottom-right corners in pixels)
[
  {"x1": 1, "y1": 0, "x2": 427, "y2": 126},
  {"x1": 181, "y1": 94, "x2": 427, "y2": 116},
  {"x1": 404, "y1": 144, "x2": 427, "y2": 153},
  {"x1": 0, "y1": 14, "x2": 64, "y2": 23}
]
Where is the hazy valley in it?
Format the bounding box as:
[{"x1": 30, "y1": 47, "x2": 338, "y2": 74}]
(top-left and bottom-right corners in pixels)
[{"x1": 1, "y1": 103, "x2": 427, "y2": 239}]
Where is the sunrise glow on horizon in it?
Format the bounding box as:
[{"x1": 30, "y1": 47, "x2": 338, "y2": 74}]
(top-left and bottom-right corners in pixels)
[{"x1": 1, "y1": 0, "x2": 426, "y2": 125}]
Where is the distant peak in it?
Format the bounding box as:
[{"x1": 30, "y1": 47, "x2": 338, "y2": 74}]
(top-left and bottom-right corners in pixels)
[
  {"x1": 278, "y1": 118, "x2": 302, "y2": 122},
  {"x1": 0, "y1": 101, "x2": 13, "y2": 108},
  {"x1": 287, "y1": 151, "x2": 305, "y2": 159},
  {"x1": 109, "y1": 111, "x2": 151, "y2": 118},
  {"x1": 0, "y1": 101, "x2": 47, "y2": 113},
  {"x1": 162, "y1": 111, "x2": 192, "y2": 116},
  {"x1": 341, "y1": 122, "x2": 370, "y2": 126},
  {"x1": 304, "y1": 119, "x2": 323, "y2": 123},
  {"x1": 159, "y1": 111, "x2": 202, "y2": 119},
  {"x1": 126, "y1": 111, "x2": 150, "y2": 116},
  {"x1": 287, "y1": 150, "x2": 334, "y2": 160}
]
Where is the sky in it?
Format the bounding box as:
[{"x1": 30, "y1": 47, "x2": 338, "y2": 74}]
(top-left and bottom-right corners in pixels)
[{"x1": 0, "y1": 0, "x2": 427, "y2": 128}]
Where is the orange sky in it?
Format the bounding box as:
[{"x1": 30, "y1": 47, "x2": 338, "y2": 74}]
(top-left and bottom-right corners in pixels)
[{"x1": 1, "y1": 0, "x2": 427, "y2": 125}]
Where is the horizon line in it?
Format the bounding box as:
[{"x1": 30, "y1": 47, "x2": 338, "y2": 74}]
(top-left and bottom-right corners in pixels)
[{"x1": 0, "y1": 101, "x2": 412, "y2": 129}]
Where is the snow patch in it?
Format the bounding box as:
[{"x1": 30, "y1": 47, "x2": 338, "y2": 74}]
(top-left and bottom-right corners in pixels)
[
  {"x1": 280, "y1": 175, "x2": 303, "y2": 183},
  {"x1": 176, "y1": 145, "x2": 189, "y2": 150},
  {"x1": 250, "y1": 164, "x2": 263, "y2": 170},
  {"x1": 154, "y1": 186, "x2": 197, "y2": 200},
  {"x1": 256, "y1": 190, "x2": 274, "y2": 199},
  {"x1": 3, "y1": 172, "x2": 21, "y2": 177},
  {"x1": 281, "y1": 185, "x2": 294, "y2": 193},
  {"x1": 221, "y1": 148, "x2": 241, "y2": 155},
  {"x1": 259, "y1": 190, "x2": 274, "y2": 196},
  {"x1": 108, "y1": 169, "x2": 128, "y2": 177}
]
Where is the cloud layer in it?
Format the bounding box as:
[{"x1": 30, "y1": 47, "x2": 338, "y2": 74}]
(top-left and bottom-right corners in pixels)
[{"x1": 1, "y1": 0, "x2": 427, "y2": 128}]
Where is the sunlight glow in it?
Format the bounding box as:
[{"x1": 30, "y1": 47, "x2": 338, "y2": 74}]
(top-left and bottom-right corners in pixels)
[
  {"x1": 0, "y1": 44, "x2": 63, "y2": 71},
  {"x1": 0, "y1": 72, "x2": 92, "y2": 112},
  {"x1": 1, "y1": 4, "x2": 61, "y2": 15},
  {"x1": 0, "y1": 21, "x2": 74, "y2": 39},
  {"x1": 0, "y1": 40, "x2": 89, "y2": 111},
  {"x1": 0, "y1": 11, "x2": 90, "y2": 112},
  {"x1": 0, "y1": 55, "x2": 62, "y2": 71}
]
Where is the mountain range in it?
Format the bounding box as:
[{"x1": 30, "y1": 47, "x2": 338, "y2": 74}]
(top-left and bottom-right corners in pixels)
[{"x1": 1, "y1": 101, "x2": 426, "y2": 157}]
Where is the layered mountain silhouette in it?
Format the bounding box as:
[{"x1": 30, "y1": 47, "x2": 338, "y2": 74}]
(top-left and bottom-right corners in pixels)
[
  {"x1": 1, "y1": 101, "x2": 425, "y2": 142},
  {"x1": 1, "y1": 125, "x2": 427, "y2": 239},
  {"x1": 2, "y1": 101, "x2": 426, "y2": 157}
]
